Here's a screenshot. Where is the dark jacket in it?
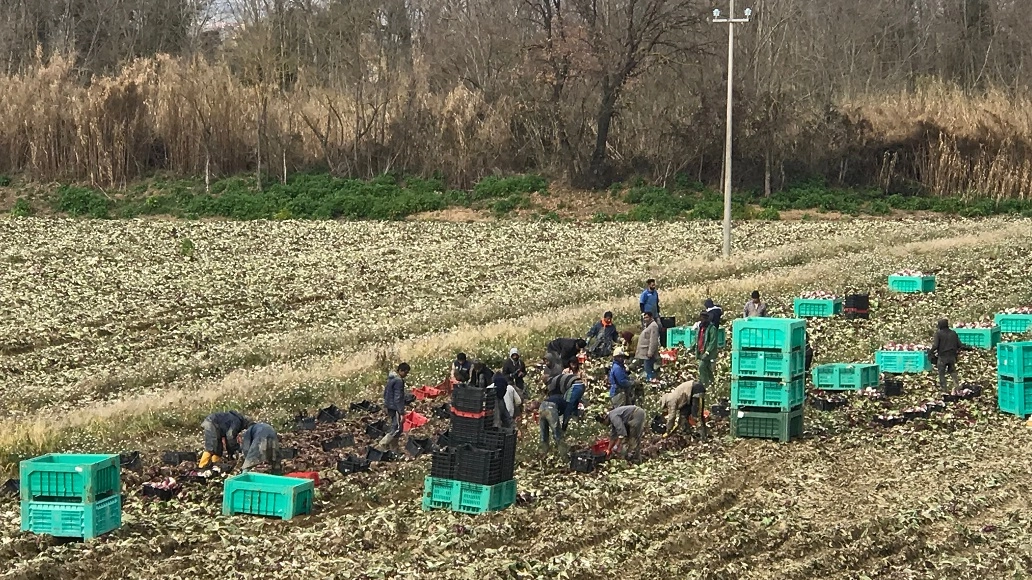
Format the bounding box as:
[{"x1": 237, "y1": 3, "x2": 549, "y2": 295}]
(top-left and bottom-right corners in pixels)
[
  {"x1": 241, "y1": 422, "x2": 277, "y2": 460},
  {"x1": 586, "y1": 320, "x2": 619, "y2": 356},
  {"x1": 501, "y1": 358, "x2": 526, "y2": 382},
  {"x1": 453, "y1": 360, "x2": 471, "y2": 383},
  {"x1": 383, "y1": 371, "x2": 407, "y2": 412},
  {"x1": 587, "y1": 320, "x2": 619, "y2": 343},
  {"x1": 471, "y1": 366, "x2": 495, "y2": 388},
  {"x1": 547, "y1": 338, "x2": 582, "y2": 367},
  {"x1": 931, "y1": 328, "x2": 962, "y2": 363},
  {"x1": 205, "y1": 411, "x2": 251, "y2": 455}
]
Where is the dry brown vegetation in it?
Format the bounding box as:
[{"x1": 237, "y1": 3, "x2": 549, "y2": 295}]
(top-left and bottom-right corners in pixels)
[{"x1": 0, "y1": 1, "x2": 1031, "y2": 196}]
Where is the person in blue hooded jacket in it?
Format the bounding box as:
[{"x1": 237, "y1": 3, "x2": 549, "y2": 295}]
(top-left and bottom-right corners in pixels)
[
  {"x1": 639, "y1": 279, "x2": 659, "y2": 326},
  {"x1": 608, "y1": 348, "x2": 635, "y2": 408},
  {"x1": 377, "y1": 362, "x2": 411, "y2": 451}
]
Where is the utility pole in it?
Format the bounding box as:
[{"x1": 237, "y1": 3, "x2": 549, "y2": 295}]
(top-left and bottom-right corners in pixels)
[{"x1": 712, "y1": 1, "x2": 751, "y2": 258}]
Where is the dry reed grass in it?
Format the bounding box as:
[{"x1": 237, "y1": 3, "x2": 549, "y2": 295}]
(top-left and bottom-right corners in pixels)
[{"x1": 0, "y1": 219, "x2": 1024, "y2": 462}]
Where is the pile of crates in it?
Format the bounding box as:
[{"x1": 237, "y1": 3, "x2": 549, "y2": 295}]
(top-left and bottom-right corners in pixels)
[
  {"x1": 20, "y1": 454, "x2": 123, "y2": 539},
  {"x1": 730, "y1": 318, "x2": 807, "y2": 442},
  {"x1": 424, "y1": 383, "x2": 517, "y2": 514},
  {"x1": 997, "y1": 342, "x2": 1032, "y2": 417},
  {"x1": 844, "y1": 294, "x2": 870, "y2": 320}
]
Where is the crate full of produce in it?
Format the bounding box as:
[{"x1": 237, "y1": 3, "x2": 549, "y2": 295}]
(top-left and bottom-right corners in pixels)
[
  {"x1": 875, "y1": 343, "x2": 933, "y2": 373},
  {"x1": 888, "y1": 270, "x2": 935, "y2": 293},
  {"x1": 792, "y1": 291, "x2": 843, "y2": 318},
  {"x1": 994, "y1": 308, "x2": 1032, "y2": 334},
  {"x1": 953, "y1": 322, "x2": 1001, "y2": 350}
]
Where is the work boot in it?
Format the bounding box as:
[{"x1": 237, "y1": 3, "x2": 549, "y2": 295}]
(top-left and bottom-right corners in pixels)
[{"x1": 198, "y1": 451, "x2": 212, "y2": 468}]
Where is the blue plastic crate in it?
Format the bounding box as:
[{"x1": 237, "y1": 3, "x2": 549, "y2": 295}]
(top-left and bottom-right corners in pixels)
[
  {"x1": 731, "y1": 349, "x2": 805, "y2": 381},
  {"x1": 730, "y1": 376, "x2": 805, "y2": 411},
  {"x1": 954, "y1": 326, "x2": 1001, "y2": 349},
  {"x1": 20, "y1": 454, "x2": 120, "y2": 503},
  {"x1": 994, "y1": 313, "x2": 1032, "y2": 334},
  {"x1": 997, "y1": 375, "x2": 1032, "y2": 418},
  {"x1": 222, "y1": 473, "x2": 314, "y2": 520},
  {"x1": 888, "y1": 275, "x2": 936, "y2": 293},
  {"x1": 811, "y1": 363, "x2": 881, "y2": 391},
  {"x1": 731, "y1": 405, "x2": 804, "y2": 442},
  {"x1": 731, "y1": 318, "x2": 807, "y2": 352},
  {"x1": 792, "y1": 298, "x2": 843, "y2": 318},
  {"x1": 422, "y1": 476, "x2": 516, "y2": 514},
  {"x1": 997, "y1": 342, "x2": 1032, "y2": 380},
  {"x1": 21, "y1": 494, "x2": 122, "y2": 539},
  {"x1": 875, "y1": 350, "x2": 932, "y2": 373}
]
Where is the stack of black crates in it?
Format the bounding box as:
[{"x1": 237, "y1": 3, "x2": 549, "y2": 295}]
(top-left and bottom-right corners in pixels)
[
  {"x1": 426, "y1": 382, "x2": 516, "y2": 495},
  {"x1": 844, "y1": 294, "x2": 870, "y2": 320}
]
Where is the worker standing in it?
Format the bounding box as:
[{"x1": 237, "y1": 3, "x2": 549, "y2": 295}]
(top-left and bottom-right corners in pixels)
[
  {"x1": 639, "y1": 279, "x2": 659, "y2": 327},
  {"x1": 538, "y1": 393, "x2": 569, "y2": 455},
  {"x1": 199, "y1": 410, "x2": 251, "y2": 468},
  {"x1": 608, "y1": 348, "x2": 635, "y2": 408},
  {"x1": 703, "y1": 298, "x2": 724, "y2": 327},
  {"x1": 377, "y1": 362, "x2": 411, "y2": 452},
  {"x1": 240, "y1": 422, "x2": 281, "y2": 473},
  {"x1": 744, "y1": 291, "x2": 768, "y2": 318},
  {"x1": 636, "y1": 311, "x2": 661, "y2": 382},
  {"x1": 696, "y1": 312, "x2": 719, "y2": 389},
  {"x1": 930, "y1": 319, "x2": 962, "y2": 392},
  {"x1": 501, "y1": 347, "x2": 527, "y2": 395},
  {"x1": 597, "y1": 405, "x2": 647, "y2": 460}
]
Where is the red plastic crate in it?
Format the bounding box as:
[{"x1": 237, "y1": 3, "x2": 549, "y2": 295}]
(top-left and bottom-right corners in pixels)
[
  {"x1": 403, "y1": 411, "x2": 429, "y2": 432},
  {"x1": 590, "y1": 438, "x2": 611, "y2": 455},
  {"x1": 413, "y1": 386, "x2": 442, "y2": 400},
  {"x1": 660, "y1": 349, "x2": 678, "y2": 364},
  {"x1": 285, "y1": 471, "x2": 320, "y2": 486},
  {"x1": 450, "y1": 406, "x2": 492, "y2": 419}
]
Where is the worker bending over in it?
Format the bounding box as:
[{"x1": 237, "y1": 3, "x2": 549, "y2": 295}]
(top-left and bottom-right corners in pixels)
[
  {"x1": 597, "y1": 405, "x2": 647, "y2": 460},
  {"x1": 660, "y1": 380, "x2": 705, "y2": 435},
  {"x1": 241, "y1": 422, "x2": 281, "y2": 473},
  {"x1": 200, "y1": 410, "x2": 252, "y2": 468}
]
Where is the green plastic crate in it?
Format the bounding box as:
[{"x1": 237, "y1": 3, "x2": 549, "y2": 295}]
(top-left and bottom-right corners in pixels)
[
  {"x1": 21, "y1": 494, "x2": 122, "y2": 539},
  {"x1": 955, "y1": 326, "x2": 1001, "y2": 349},
  {"x1": 20, "y1": 454, "x2": 120, "y2": 503},
  {"x1": 222, "y1": 473, "x2": 314, "y2": 520},
  {"x1": 422, "y1": 476, "x2": 516, "y2": 514},
  {"x1": 730, "y1": 376, "x2": 805, "y2": 411},
  {"x1": 811, "y1": 363, "x2": 881, "y2": 391},
  {"x1": 997, "y1": 342, "x2": 1032, "y2": 380},
  {"x1": 731, "y1": 405, "x2": 804, "y2": 442},
  {"x1": 731, "y1": 349, "x2": 805, "y2": 381},
  {"x1": 997, "y1": 375, "x2": 1032, "y2": 418},
  {"x1": 994, "y1": 313, "x2": 1032, "y2": 334},
  {"x1": 792, "y1": 298, "x2": 843, "y2": 318},
  {"x1": 731, "y1": 318, "x2": 807, "y2": 353},
  {"x1": 666, "y1": 327, "x2": 728, "y2": 349},
  {"x1": 888, "y1": 275, "x2": 935, "y2": 293},
  {"x1": 875, "y1": 350, "x2": 932, "y2": 374}
]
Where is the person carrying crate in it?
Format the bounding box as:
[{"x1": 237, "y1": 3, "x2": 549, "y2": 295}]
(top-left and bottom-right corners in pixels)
[
  {"x1": 240, "y1": 422, "x2": 281, "y2": 474},
  {"x1": 597, "y1": 405, "x2": 647, "y2": 460},
  {"x1": 199, "y1": 410, "x2": 252, "y2": 468},
  {"x1": 696, "y1": 312, "x2": 719, "y2": 389}
]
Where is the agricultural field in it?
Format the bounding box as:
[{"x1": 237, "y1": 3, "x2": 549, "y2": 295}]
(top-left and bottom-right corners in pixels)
[{"x1": 1, "y1": 215, "x2": 1032, "y2": 579}]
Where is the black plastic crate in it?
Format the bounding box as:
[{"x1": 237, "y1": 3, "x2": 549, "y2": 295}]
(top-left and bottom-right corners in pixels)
[
  {"x1": 161, "y1": 451, "x2": 197, "y2": 465},
  {"x1": 455, "y1": 446, "x2": 503, "y2": 486},
  {"x1": 432, "y1": 404, "x2": 451, "y2": 420},
  {"x1": 365, "y1": 446, "x2": 398, "y2": 463},
  {"x1": 317, "y1": 405, "x2": 345, "y2": 423},
  {"x1": 570, "y1": 450, "x2": 595, "y2": 473},
  {"x1": 279, "y1": 447, "x2": 298, "y2": 459},
  {"x1": 406, "y1": 437, "x2": 433, "y2": 457},
  {"x1": 436, "y1": 430, "x2": 451, "y2": 448},
  {"x1": 844, "y1": 294, "x2": 870, "y2": 309},
  {"x1": 430, "y1": 448, "x2": 457, "y2": 479},
  {"x1": 451, "y1": 385, "x2": 495, "y2": 413},
  {"x1": 337, "y1": 455, "x2": 371, "y2": 474},
  {"x1": 349, "y1": 400, "x2": 381, "y2": 414},
  {"x1": 650, "y1": 414, "x2": 666, "y2": 434},
  {"x1": 321, "y1": 434, "x2": 355, "y2": 452},
  {"x1": 295, "y1": 416, "x2": 317, "y2": 430},
  {"x1": 882, "y1": 378, "x2": 904, "y2": 397},
  {"x1": 142, "y1": 484, "x2": 179, "y2": 501},
  {"x1": 450, "y1": 415, "x2": 494, "y2": 445},
  {"x1": 119, "y1": 451, "x2": 142, "y2": 471},
  {"x1": 2, "y1": 478, "x2": 19, "y2": 495},
  {"x1": 365, "y1": 419, "x2": 387, "y2": 439}
]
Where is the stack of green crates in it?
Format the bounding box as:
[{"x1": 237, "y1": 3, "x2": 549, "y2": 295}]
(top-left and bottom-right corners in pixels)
[
  {"x1": 20, "y1": 454, "x2": 123, "y2": 540},
  {"x1": 997, "y1": 342, "x2": 1032, "y2": 418},
  {"x1": 730, "y1": 318, "x2": 807, "y2": 442}
]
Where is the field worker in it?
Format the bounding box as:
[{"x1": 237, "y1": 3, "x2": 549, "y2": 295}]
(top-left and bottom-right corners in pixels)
[
  {"x1": 377, "y1": 362, "x2": 411, "y2": 452},
  {"x1": 199, "y1": 411, "x2": 252, "y2": 468},
  {"x1": 744, "y1": 291, "x2": 768, "y2": 318},
  {"x1": 540, "y1": 355, "x2": 563, "y2": 384},
  {"x1": 547, "y1": 337, "x2": 588, "y2": 369},
  {"x1": 639, "y1": 279, "x2": 659, "y2": 326},
  {"x1": 538, "y1": 393, "x2": 569, "y2": 455},
  {"x1": 470, "y1": 359, "x2": 494, "y2": 388},
  {"x1": 696, "y1": 312, "x2": 719, "y2": 389},
  {"x1": 501, "y1": 347, "x2": 527, "y2": 394},
  {"x1": 240, "y1": 422, "x2": 281, "y2": 473},
  {"x1": 660, "y1": 380, "x2": 704, "y2": 435},
  {"x1": 596, "y1": 405, "x2": 647, "y2": 460},
  {"x1": 492, "y1": 373, "x2": 522, "y2": 428},
  {"x1": 930, "y1": 319, "x2": 962, "y2": 392},
  {"x1": 586, "y1": 311, "x2": 619, "y2": 357},
  {"x1": 805, "y1": 332, "x2": 815, "y2": 372},
  {"x1": 703, "y1": 298, "x2": 724, "y2": 326},
  {"x1": 608, "y1": 348, "x2": 635, "y2": 407},
  {"x1": 452, "y1": 353, "x2": 472, "y2": 383},
  {"x1": 547, "y1": 371, "x2": 578, "y2": 398},
  {"x1": 561, "y1": 376, "x2": 586, "y2": 430},
  {"x1": 636, "y1": 311, "x2": 661, "y2": 382}
]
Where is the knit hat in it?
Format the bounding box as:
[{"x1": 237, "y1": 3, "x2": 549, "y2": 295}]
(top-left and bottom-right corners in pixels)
[{"x1": 509, "y1": 347, "x2": 519, "y2": 356}]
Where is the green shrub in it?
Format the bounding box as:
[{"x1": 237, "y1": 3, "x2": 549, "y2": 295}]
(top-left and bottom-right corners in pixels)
[
  {"x1": 10, "y1": 198, "x2": 33, "y2": 217},
  {"x1": 54, "y1": 185, "x2": 110, "y2": 218},
  {"x1": 491, "y1": 194, "x2": 530, "y2": 217},
  {"x1": 472, "y1": 175, "x2": 548, "y2": 201},
  {"x1": 179, "y1": 238, "x2": 195, "y2": 258},
  {"x1": 0, "y1": 175, "x2": 12, "y2": 187},
  {"x1": 591, "y1": 212, "x2": 614, "y2": 223},
  {"x1": 756, "y1": 207, "x2": 780, "y2": 220}
]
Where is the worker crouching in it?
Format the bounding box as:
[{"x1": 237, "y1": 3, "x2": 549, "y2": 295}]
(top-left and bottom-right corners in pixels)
[
  {"x1": 199, "y1": 410, "x2": 252, "y2": 468},
  {"x1": 241, "y1": 422, "x2": 282, "y2": 473},
  {"x1": 597, "y1": 405, "x2": 647, "y2": 461}
]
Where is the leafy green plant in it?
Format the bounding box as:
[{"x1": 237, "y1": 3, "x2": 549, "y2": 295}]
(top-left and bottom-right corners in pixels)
[
  {"x1": 179, "y1": 238, "x2": 195, "y2": 259},
  {"x1": 0, "y1": 175, "x2": 11, "y2": 187},
  {"x1": 756, "y1": 207, "x2": 780, "y2": 220},
  {"x1": 472, "y1": 175, "x2": 548, "y2": 201},
  {"x1": 54, "y1": 185, "x2": 110, "y2": 218},
  {"x1": 10, "y1": 198, "x2": 32, "y2": 217}
]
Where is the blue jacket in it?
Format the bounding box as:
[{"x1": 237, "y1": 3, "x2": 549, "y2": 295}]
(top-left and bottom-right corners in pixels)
[
  {"x1": 383, "y1": 371, "x2": 407, "y2": 412},
  {"x1": 608, "y1": 361, "x2": 633, "y2": 397},
  {"x1": 640, "y1": 288, "x2": 659, "y2": 316}
]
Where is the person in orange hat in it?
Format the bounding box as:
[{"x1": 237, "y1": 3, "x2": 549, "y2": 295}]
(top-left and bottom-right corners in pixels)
[{"x1": 586, "y1": 311, "x2": 619, "y2": 357}]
